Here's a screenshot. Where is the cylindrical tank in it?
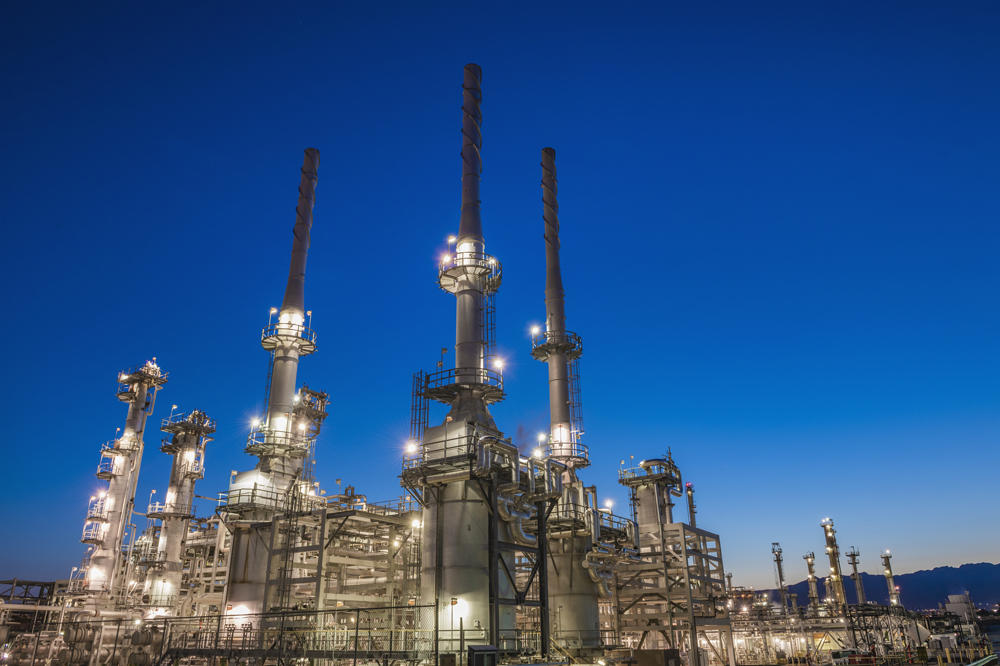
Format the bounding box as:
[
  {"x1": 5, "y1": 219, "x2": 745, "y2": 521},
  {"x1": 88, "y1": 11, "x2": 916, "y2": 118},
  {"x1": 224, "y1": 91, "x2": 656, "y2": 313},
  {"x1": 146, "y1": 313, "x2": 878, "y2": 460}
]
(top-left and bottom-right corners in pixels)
[{"x1": 421, "y1": 473, "x2": 517, "y2": 649}]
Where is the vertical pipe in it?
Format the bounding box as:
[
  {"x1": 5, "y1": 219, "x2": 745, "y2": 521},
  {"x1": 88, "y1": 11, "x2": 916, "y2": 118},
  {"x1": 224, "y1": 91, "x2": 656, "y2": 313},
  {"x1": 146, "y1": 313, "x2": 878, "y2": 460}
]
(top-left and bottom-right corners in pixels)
[
  {"x1": 455, "y1": 64, "x2": 485, "y2": 381},
  {"x1": 541, "y1": 148, "x2": 572, "y2": 453},
  {"x1": 267, "y1": 149, "x2": 320, "y2": 438}
]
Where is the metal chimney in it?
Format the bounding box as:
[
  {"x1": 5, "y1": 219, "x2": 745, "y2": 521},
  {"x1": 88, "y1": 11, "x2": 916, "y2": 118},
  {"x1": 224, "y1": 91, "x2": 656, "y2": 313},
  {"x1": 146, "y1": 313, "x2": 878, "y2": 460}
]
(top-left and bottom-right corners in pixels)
[
  {"x1": 533, "y1": 148, "x2": 586, "y2": 466},
  {"x1": 280, "y1": 148, "x2": 320, "y2": 316}
]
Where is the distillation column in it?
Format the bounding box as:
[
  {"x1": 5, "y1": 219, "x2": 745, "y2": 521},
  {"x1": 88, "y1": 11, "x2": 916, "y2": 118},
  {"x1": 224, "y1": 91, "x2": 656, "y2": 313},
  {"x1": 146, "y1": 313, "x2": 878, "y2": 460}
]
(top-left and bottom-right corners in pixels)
[
  {"x1": 821, "y1": 518, "x2": 847, "y2": 609},
  {"x1": 226, "y1": 148, "x2": 322, "y2": 618},
  {"x1": 83, "y1": 361, "x2": 167, "y2": 602},
  {"x1": 144, "y1": 410, "x2": 215, "y2": 610},
  {"x1": 803, "y1": 553, "x2": 820, "y2": 616},
  {"x1": 881, "y1": 551, "x2": 900, "y2": 606},
  {"x1": 846, "y1": 547, "x2": 866, "y2": 605},
  {"x1": 772, "y1": 543, "x2": 787, "y2": 613},
  {"x1": 414, "y1": 64, "x2": 516, "y2": 651}
]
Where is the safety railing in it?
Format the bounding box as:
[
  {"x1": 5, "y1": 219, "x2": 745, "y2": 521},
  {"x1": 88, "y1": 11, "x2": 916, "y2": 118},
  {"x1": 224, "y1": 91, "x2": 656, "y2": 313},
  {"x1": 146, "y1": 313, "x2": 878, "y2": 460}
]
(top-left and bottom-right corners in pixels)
[
  {"x1": 539, "y1": 441, "x2": 588, "y2": 462},
  {"x1": 404, "y1": 431, "x2": 478, "y2": 470},
  {"x1": 81, "y1": 522, "x2": 104, "y2": 543},
  {"x1": 96, "y1": 455, "x2": 120, "y2": 478},
  {"x1": 87, "y1": 496, "x2": 110, "y2": 521},
  {"x1": 530, "y1": 329, "x2": 583, "y2": 356},
  {"x1": 261, "y1": 322, "x2": 317, "y2": 349},
  {"x1": 180, "y1": 460, "x2": 205, "y2": 479},
  {"x1": 148, "y1": 501, "x2": 196, "y2": 516},
  {"x1": 425, "y1": 366, "x2": 504, "y2": 392},
  {"x1": 101, "y1": 437, "x2": 137, "y2": 454},
  {"x1": 245, "y1": 427, "x2": 308, "y2": 455},
  {"x1": 437, "y1": 251, "x2": 503, "y2": 295},
  {"x1": 158, "y1": 604, "x2": 437, "y2": 663},
  {"x1": 219, "y1": 486, "x2": 287, "y2": 513},
  {"x1": 161, "y1": 410, "x2": 218, "y2": 431}
]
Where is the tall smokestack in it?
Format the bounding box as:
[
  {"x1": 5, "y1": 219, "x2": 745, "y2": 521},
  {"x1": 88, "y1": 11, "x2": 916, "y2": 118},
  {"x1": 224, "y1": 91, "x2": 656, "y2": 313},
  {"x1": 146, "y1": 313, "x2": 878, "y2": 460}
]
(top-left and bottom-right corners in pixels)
[
  {"x1": 280, "y1": 148, "x2": 320, "y2": 316},
  {"x1": 534, "y1": 148, "x2": 587, "y2": 466},
  {"x1": 458, "y1": 64, "x2": 483, "y2": 244},
  {"x1": 454, "y1": 64, "x2": 486, "y2": 378},
  {"x1": 541, "y1": 147, "x2": 572, "y2": 447}
]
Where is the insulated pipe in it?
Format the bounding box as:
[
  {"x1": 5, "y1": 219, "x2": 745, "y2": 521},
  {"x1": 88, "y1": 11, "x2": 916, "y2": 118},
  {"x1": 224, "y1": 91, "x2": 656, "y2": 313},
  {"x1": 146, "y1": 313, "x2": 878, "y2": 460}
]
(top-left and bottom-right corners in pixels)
[
  {"x1": 455, "y1": 64, "x2": 485, "y2": 381},
  {"x1": 541, "y1": 148, "x2": 573, "y2": 454}
]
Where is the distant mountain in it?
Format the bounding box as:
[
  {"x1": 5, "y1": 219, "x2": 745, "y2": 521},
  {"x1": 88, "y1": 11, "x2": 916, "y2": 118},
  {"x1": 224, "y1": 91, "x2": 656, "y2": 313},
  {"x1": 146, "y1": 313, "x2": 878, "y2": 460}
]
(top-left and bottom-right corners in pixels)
[{"x1": 758, "y1": 563, "x2": 1000, "y2": 610}]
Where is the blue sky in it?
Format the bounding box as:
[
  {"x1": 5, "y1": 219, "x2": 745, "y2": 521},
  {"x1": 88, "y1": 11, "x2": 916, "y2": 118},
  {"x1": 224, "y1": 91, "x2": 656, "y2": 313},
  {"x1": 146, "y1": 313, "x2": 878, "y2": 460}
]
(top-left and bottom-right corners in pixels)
[{"x1": 1, "y1": 1, "x2": 997, "y2": 592}]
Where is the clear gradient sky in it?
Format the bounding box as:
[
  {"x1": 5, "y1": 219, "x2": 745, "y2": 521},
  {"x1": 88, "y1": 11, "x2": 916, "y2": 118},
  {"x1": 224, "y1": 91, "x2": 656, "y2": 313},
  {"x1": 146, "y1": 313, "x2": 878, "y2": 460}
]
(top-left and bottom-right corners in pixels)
[{"x1": 1, "y1": 2, "x2": 997, "y2": 592}]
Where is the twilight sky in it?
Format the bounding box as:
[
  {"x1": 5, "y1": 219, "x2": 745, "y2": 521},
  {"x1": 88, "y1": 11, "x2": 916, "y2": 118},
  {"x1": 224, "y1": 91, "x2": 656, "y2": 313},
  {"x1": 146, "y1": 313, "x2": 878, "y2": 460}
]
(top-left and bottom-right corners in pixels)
[{"x1": 1, "y1": 2, "x2": 997, "y2": 593}]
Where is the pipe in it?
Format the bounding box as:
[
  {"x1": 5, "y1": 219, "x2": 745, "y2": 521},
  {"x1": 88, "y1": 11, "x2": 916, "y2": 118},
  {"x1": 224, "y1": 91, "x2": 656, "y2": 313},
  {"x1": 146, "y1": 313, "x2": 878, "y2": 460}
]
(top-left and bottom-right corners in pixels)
[
  {"x1": 454, "y1": 64, "x2": 485, "y2": 379},
  {"x1": 540, "y1": 147, "x2": 574, "y2": 454},
  {"x1": 425, "y1": 470, "x2": 471, "y2": 486},
  {"x1": 280, "y1": 148, "x2": 320, "y2": 317}
]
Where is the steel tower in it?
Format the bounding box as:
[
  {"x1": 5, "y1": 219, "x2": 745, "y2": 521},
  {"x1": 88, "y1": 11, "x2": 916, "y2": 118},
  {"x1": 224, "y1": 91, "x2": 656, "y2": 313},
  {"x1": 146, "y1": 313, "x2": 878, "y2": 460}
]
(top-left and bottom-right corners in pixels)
[
  {"x1": 881, "y1": 551, "x2": 900, "y2": 606},
  {"x1": 846, "y1": 546, "x2": 866, "y2": 605},
  {"x1": 224, "y1": 148, "x2": 330, "y2": 618},
  {"x1": 772, "y1": 543, "x2": 787, "y2": 612},
  {"x1": 143, "y1": 409, "x2": 215, "y2": 611},
  {"x1": 81, "y1": 360, "x2": 167, "y2": 603},
  {"x1": 403, "y1": 64, "x2": 565, "y2": 655},
  {"x1": 821, "y1": 518, "x2": 847, "y2": 609},
  {"x1": 803, "y1": 552, "x2": 820, "y2": 616}
]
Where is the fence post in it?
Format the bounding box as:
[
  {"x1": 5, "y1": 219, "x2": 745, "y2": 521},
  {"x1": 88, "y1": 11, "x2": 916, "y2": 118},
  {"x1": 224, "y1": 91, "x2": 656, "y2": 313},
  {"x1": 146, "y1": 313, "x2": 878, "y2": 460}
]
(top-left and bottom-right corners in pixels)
[{"x1": 353, "y1": 609, "x2": 361, "y2": 666}]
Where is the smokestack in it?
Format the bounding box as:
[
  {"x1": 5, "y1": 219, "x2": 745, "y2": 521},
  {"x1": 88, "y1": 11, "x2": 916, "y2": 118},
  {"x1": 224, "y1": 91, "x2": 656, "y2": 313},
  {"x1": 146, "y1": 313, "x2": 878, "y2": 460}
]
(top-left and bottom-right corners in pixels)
[
  {"x1": 540, "y1": 147, "x2": 573, "y2": 450},
  {"x1": 458, "y1": 65, "x2": 483, "y2": 244},
  {"x1": 280, "y1": 148, "x2": 320, "y2": 316},
  {"x1": 542, "y1": 147, "x2": 565, "y2": 334},
  {"x1": 454, "y1": 65, "x2": 486, "y2": 378}
]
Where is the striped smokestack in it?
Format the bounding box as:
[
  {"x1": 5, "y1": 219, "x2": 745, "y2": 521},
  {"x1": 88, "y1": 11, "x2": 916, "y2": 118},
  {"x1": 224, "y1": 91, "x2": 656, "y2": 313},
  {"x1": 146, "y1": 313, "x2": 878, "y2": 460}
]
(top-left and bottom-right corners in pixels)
[{"x1": 280, "y1": 148, "x2": 320, "y2": 316}]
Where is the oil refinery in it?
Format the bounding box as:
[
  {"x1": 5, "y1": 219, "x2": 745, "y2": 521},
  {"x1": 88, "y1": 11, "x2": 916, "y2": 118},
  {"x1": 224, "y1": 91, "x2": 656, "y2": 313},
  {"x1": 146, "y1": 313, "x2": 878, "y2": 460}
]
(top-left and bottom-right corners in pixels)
[{"x1": 0, "y1": 64, "x2": 991, "y2": 666}]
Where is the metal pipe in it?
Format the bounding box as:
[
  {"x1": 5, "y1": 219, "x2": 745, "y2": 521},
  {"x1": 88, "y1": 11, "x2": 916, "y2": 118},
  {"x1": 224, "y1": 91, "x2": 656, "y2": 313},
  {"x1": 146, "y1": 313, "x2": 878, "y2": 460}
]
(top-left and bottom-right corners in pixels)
[
  {"x1": 455, "y1": 64, "x2": 485, "y2": 380},
  {"x1": 540, "y1": 148, "x2": 574, "y2": 458},
  {"x1": 280, "y1": 148, "x2": 320, "y2": 317}
]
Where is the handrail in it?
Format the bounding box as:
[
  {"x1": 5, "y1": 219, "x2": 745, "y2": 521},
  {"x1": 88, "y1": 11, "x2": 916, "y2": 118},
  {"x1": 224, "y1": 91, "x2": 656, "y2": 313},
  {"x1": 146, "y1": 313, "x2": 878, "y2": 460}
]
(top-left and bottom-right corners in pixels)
[
  {"x1": 424, "y1": 366, "x2": 503, "y2": 391},
  {"x1": 161, "y1": 411, "x2": 217, "y2": 430},
  {"x1": 261, "y1": 322, "x2": 317, "y2": 345}
]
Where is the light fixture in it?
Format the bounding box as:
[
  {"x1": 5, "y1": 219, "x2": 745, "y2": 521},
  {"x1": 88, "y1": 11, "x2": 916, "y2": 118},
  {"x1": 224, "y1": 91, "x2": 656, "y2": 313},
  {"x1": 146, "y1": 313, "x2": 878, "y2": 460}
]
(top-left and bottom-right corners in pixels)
[
  {"x1": 531, "y1": 326, "x2": 540, "y2": 335},
  {"x1": 494, "y1": 360, "x2": 503, "y2": 369}
]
